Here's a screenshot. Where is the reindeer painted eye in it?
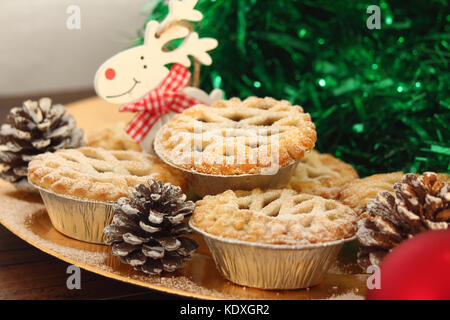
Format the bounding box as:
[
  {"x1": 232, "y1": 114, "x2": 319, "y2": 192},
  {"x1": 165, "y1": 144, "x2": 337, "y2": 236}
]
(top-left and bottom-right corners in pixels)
[
  {"x1": 105, "y1": 68, "x2": 116, "y2": 80},
  {"x1": 143, "y1": 65, "x2": 147, "y2": 69},
  {"x1": 140, "y1": 56, "x2": 144, "y2": 60}
]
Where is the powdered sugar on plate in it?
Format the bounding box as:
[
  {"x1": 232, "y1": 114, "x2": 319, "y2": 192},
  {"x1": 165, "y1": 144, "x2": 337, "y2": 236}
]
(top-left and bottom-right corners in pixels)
[{"x1": 0, "y1": 181, "x2": 365, "y2": 300}]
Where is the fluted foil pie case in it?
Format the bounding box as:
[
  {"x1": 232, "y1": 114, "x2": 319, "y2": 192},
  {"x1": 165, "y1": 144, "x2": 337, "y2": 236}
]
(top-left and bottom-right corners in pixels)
[
  {"x1": 32, "y1": 184, "x2": 115, "y2": 244},
  {"x1": 190, "y1": 221, "x2": 355, "y2": 289},
  {"x1": 154, "y1": 139, "x2": 300, "y2": 197},
  {"x1": 171, "y1": 162, "x2": 299, "y2": 197}
]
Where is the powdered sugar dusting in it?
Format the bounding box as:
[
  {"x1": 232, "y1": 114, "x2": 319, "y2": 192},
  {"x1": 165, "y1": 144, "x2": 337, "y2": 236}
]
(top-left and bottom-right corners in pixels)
[
  {"x1": 0, "y1": 190, "x2": 108, "y2": 268},
  {"x1": 0, "y1": 184, "x2": 237, "y2": 299},
  {"x1": 326, "y1": 292, "x2": 365, "y2": 300},
  {"x1": 0, "y1": 181, "x2": 364, "y2": 300}
]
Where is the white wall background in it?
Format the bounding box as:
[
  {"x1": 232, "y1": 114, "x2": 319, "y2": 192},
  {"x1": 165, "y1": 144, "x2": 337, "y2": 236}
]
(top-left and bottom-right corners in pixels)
[{"x1": 0, "y1": 0, "x2": 152, "y2": 96}]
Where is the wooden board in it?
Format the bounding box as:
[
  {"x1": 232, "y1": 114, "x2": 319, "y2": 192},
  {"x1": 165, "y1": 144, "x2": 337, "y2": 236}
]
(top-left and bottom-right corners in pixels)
[{"x1": 0, "y1": 97, "x2": 367, "y2": 300}]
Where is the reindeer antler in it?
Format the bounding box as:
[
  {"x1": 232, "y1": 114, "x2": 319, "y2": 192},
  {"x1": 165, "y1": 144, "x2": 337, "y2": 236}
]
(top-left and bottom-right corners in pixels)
[
  {"x1": 145, "y1": 20, "x2": 190, "y2": 47},
  {"x1": 158, "y1": 0, "x2": 203, "y2": 33},
  {"x1": 163, "y1": 32, "x2": 217, "y2": 66},
  {"x1": 145, "y1": 0, "x2": 203, "y2": 45},
  {"x1": 143, "y1": 0, "x2": 218, "y2": 67}
]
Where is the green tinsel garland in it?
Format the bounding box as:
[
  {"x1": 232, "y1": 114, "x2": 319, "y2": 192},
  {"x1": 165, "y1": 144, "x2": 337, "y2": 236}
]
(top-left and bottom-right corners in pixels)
[{"x1": 136, "y1": 0, "x2": 450, "y2": 177}]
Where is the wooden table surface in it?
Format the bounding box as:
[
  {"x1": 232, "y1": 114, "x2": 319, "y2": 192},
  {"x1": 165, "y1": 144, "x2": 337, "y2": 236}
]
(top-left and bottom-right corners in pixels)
[
  {"x1": 0, "y1": 96, "x2": 182, "y2": 300},
  {"x1": 0, "y1": 224, "x2": 183, "y2": 300}
]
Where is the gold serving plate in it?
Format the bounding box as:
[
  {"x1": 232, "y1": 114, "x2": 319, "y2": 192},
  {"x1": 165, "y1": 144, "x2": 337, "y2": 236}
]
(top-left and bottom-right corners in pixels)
[{"x1": 0, "y1": 97, "x2": 368, "y2": 300}]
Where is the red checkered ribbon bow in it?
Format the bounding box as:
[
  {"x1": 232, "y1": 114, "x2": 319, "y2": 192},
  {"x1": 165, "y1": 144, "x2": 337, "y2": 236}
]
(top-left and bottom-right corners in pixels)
[{"x1": 120, "y1": 64, "x2": 203, "y2": 143}]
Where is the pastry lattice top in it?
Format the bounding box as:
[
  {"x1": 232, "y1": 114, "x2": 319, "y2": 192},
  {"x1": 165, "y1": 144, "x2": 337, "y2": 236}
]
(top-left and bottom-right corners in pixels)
[
  {"x1": 154, "y1": 97, "x2": 317, "y2": 175},
  {"x1": 339, "y1": 171, "x2": 450, "y2": 216},
  {"x1": 192, "y1": 188, "x2": 357, "y2": 245},
  {"x1": 287, "y1": 150, "x2": 359, "y2": 199},
  {"x1": 86, "y1": 122, "x2": 142, "y2": 152},
  {"x1": 28, "y1": 147, "x2": 187, "y2": 202}
]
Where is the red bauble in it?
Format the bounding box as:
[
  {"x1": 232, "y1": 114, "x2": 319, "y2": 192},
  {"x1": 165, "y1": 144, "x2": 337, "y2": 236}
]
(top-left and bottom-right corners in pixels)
[{"x1": 366, "y1": 229, "x2": 450, "y2": 300}]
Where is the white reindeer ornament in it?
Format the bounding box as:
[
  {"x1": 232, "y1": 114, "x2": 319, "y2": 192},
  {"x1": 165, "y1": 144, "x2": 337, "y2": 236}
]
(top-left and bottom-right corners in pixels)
[{"x1": 94, "y1": 0, "x2": 223, "y2": 153}]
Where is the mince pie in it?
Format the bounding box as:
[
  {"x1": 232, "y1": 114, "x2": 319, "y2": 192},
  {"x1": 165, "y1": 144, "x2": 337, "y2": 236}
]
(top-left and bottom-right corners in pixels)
[
  {"x1": 192, "y1": 188, "x2": 357, "y2": 245},
  {"x1": 86, "y1": 122, "x2": 142, "y2": 152},
  {"x1": 287, "y1": 150, "x2": 358, "y2": 199},
  {"x1": 154, "y1": 97, "x2": 317, "y2": 175},
  {"x1": 28, "y1": 147, "x2": 187, "y2": 202},
  {"x1": 339, "y1": 171, "x2": 449, "y2": 216}
]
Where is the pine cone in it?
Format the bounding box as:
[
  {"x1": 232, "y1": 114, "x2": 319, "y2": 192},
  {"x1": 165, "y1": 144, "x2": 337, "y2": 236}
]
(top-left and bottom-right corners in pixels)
[
  {"x1": 104, "y1": 179, "x2": 198, "y2": 275},
  {"x1": 0, "y1": 98, "x2": 84, "y2": 190},
  {"x1": 357, "y1": 172, "x2": 449, "y2": 269}
]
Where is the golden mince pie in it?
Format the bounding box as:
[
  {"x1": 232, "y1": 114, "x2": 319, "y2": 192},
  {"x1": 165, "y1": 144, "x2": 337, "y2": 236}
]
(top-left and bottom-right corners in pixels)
[
  {"x1": 86, "y1": 122, "x2": 142, "y2": 152},
  {"x1": 27, "y1": 147, "x2": 187, "y2": 202},
  {"x1": 192, "y1": 188, "x2": 357, "y2": 245},
  {"x1": 154, "y1": 97, "x2": 317, "y2": 175},
  {"x1": 286, "y1": 150, "x2": 358, "y2": 199},
  {"x1": 339, "y1": 172, "x2": 404, "y2": 216},
  {"x1": 339, "y1": 171, "x2": 449, "y2": 216}
]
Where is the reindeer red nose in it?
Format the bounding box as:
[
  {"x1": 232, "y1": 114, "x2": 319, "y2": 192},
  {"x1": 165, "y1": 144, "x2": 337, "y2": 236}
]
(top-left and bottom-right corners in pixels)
[{"x1": 105, "y1": 68, "x2": 116, "y2": 80}]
